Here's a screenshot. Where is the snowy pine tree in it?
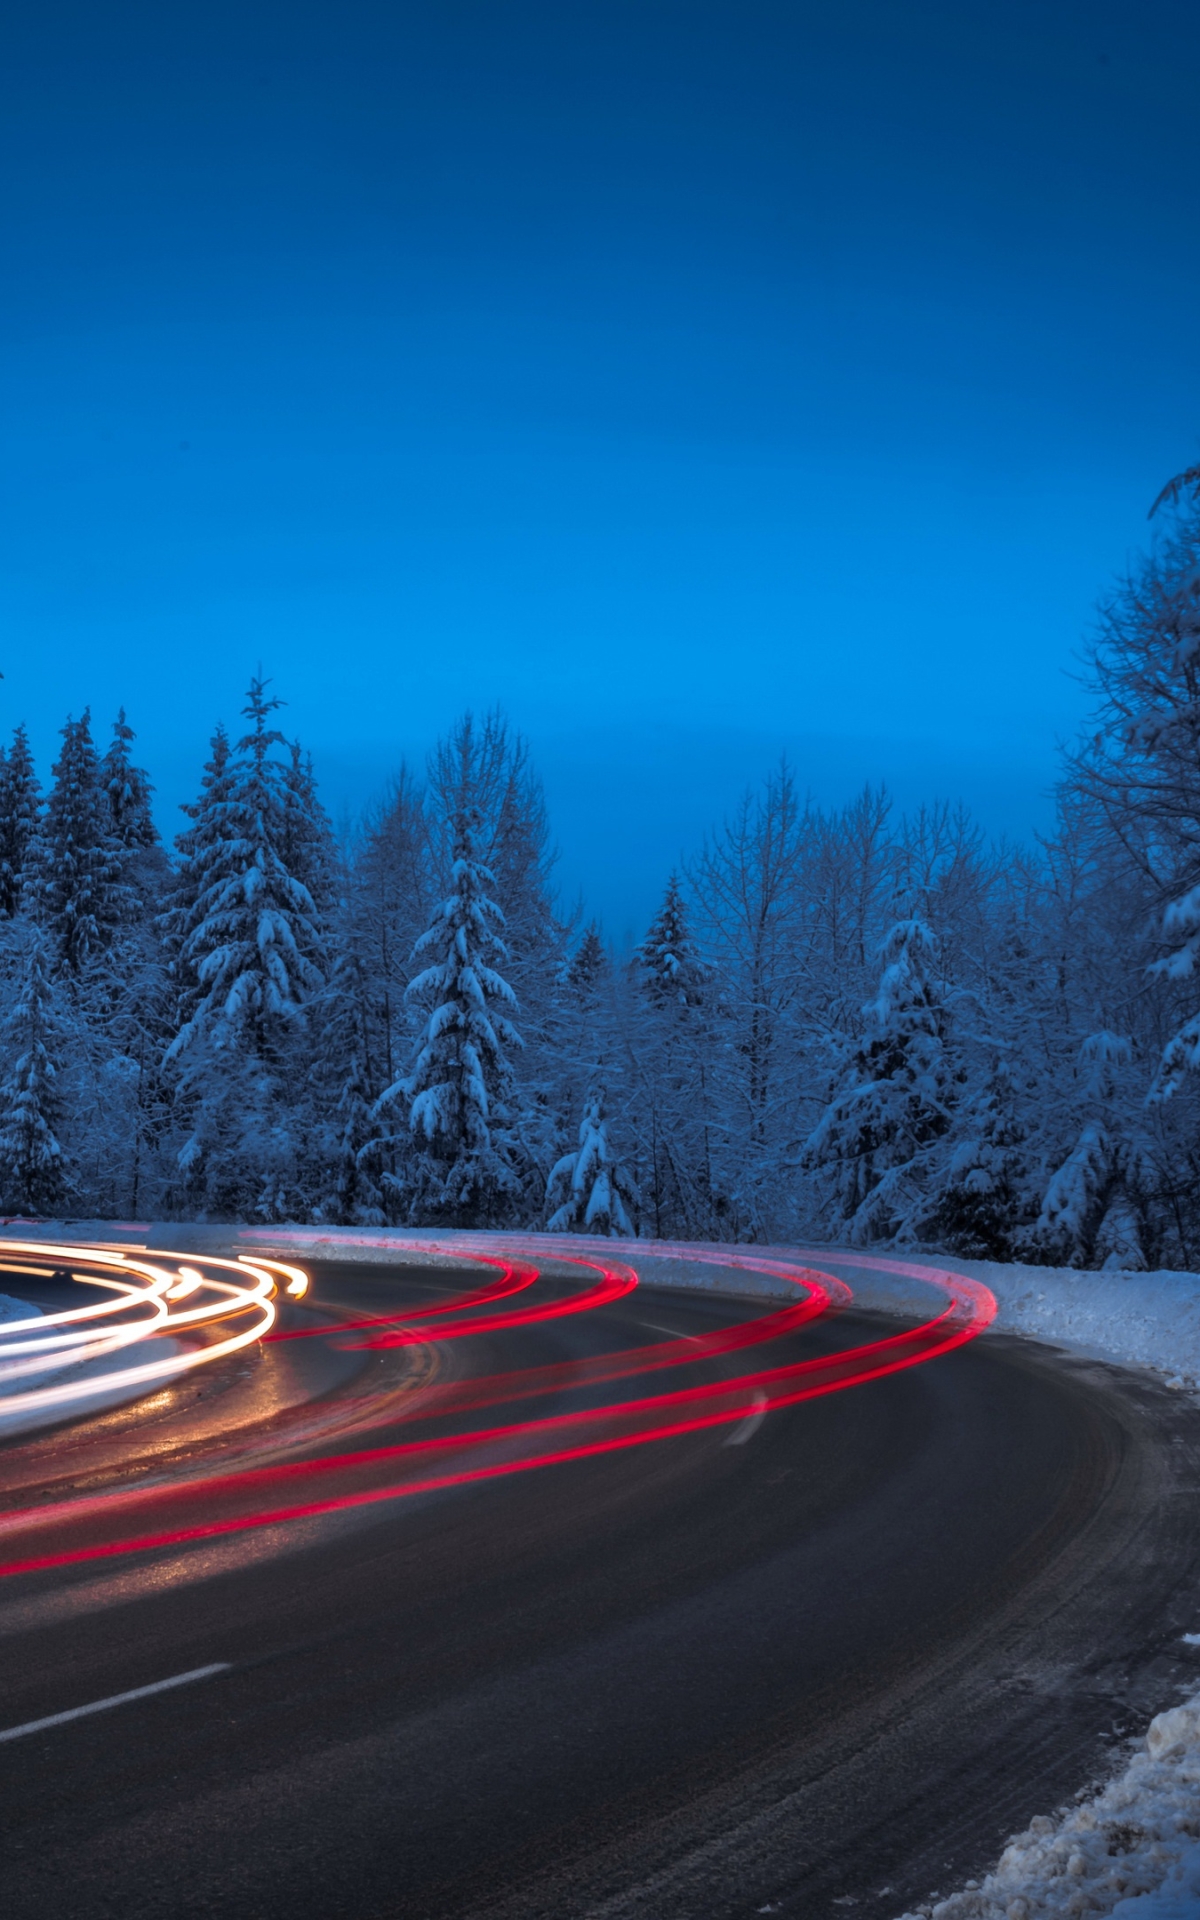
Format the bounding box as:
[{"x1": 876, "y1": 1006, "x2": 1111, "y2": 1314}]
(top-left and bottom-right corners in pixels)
[
  {"x1": 565, "y1": 922, "x2": 607, "y2": 997},
  {"x1": 0, "y1": 725, "x2": 41, "y2": 917},
  {"x1": 376, "y1": 801, "x2": 522, "y2": 1226},
  {"x1": 1031, "y1": 1030, "x2": 1149, "y2": 1268},
  {"x1": 1066, "y1": 470, "x2": 1200, "y2": 1104},
  {"x1": 167, "y1": 682, "x2": 327, "y2": 1061},
  {"x1": 546, "y1": 1085, "x2": 638, "y2": 1235},
  {"x1": 100, "y1": 710, "x2": 158, "y2": 852},
  {"x1": 0, "y1": 925, "x2": 71, "y2": 1214},
  {"x1": 310, "y1": 950, "x2": 386, "y2": 1225},
  {"x1": 283, "y1": 739, "x2": 340, "y2": 921},
  {"x1": 636, "y1": 873, "x2": 702, "y2": 1007},
  {"x1": 33, "y1": 711, "x2": 128, "y2": 971},
  {"x1": 925, "y1": 1058, "x2": 1028, "y2": 1258},
  {"x1": 804, "y1": 917, "x2": 955, "y2": 1244}
]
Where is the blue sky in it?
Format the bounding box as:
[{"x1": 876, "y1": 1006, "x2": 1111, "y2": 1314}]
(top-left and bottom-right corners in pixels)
[{"x1": 3, "y1": 0, "x2": 1199, "y2": 937}]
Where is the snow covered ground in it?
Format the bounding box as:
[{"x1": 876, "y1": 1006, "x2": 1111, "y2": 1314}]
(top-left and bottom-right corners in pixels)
[
  {"x1": 916, "y1": 1257, "x2": 1200, "y2": 1397},
  {"x1": 896, "y1": 1698, "x2": 1200, "y2": 1919},
  {"x1": 0, "y1": 1292, "x2": 38, "y2": 1324}
]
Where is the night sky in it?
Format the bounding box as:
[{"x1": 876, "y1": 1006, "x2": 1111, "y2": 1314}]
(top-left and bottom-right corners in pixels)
[{"x1": 3, "y1": 1, "x2": 1199, "y2": 936}]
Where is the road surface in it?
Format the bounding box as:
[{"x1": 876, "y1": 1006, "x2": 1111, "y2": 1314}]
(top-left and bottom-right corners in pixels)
[{"x1": 2, "y1": 1241, "x2": 1199, "y2": 1919}]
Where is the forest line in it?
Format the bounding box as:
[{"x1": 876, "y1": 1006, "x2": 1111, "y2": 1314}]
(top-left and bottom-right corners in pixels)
[{"x1": 1, "y1": 473, "x2": 1199, "y2": 1266}]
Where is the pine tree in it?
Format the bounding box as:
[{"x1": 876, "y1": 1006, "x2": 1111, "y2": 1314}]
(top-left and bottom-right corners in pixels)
[
  {"x1": 0, "y1": 926, "x2": 71, "y2": 1214},
  {"x1": 803, "y1": 918, "x2": 955, "y2": 1244},
  {"x1": 376, "y1": 802, "x2": 523, "y2": 1226},
  {"x1": 565, "y1": 922, "x2": 607, "y2": 997},
  {"x1": 925, "y1": 1059, "x2": 1028, "y2": 1258},
  {"x1": 426, "y1": 711, "x2": 563, "y2": 1211},
  {"x1": 100, "y1": 710, "x2": 158, "y2": 851},
  {"x1": 283, "y1": 739, "x2": 340, "y2": 920},
  {"x1": 546, "y1": 1085, "x2": 638, "y2": 1235},
  {"x1": 34, "y1": 711, "x2": 127, "y2": 971},
  {"x1": 309, "y1": 950, "x2": 386, "y2": 1225},
  {"x1": 167, "y1": 681, "x2": 327, "y2": 1061},
  {"x1": 0, "y1": 725, "x2": 41, "y2": 916},
  {"x1": 1032, "y1": 1030, "x2": 1148, "y2": 1267},
  {"x1": 636, "y1": 874, "x2": 702, "y2": 1007},
  {"x1": 1066, "y1": 472, "x2": 1200, "y2": 1101}
]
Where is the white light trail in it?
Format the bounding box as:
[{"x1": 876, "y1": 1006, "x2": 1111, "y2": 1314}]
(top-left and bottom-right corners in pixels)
[{"x1": 0, "y1": 1239, "x2": 307, "y2": 1421}]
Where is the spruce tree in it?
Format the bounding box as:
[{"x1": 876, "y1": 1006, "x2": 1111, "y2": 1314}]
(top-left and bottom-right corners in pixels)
[
  {"x1": 0, "y1": 725, "x2": 41, "y2": 916},
  {"x1": 34, "y1": 711, "x2": 127, "y2": 971},
  {"x1": 925, "y1": 1059, "x2": 1028, "y2": 1258},
  {"x1": 283, "y1": 739, "x2": 339, "y2": 921},
  {"x1": 636, "y1": 874, "x2": 702, "y2": 1007},
  {"x1": 803, "y1": 918, "x2": 955, "y2": 1243},
  {"x1": 565, "y1": 922, "x2": 607, "y2": 997},
  {"x1": 377, "y1": 802, "x2": 522, "y2": 1225},
  {"x1": 100, "y1": 710, "x2": 158, "y2": 851},
  {"x1": 167, "y1": 681, "x2": 326, "y2": 1061},
  {"x1": 1067, "y1": 469, "x2": 1200, "y2": 1102},
  {"x1": 546, "y1": 1085, "x2": 638, "y2": 1235},
  {"x1": 0, "y1": 927, "x2": 71, "y2": 1214},
  {"x1": 313, "y1": 951, "x2": 386, "y2": 1224}
]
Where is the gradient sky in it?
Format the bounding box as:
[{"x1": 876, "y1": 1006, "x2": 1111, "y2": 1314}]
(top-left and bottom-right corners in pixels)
[{"x1": 3, "y1": 0, "x2": 1199, "y2": 938}]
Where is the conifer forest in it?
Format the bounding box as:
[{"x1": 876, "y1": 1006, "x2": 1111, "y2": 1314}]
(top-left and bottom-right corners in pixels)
[{"x1": 3, "y1": 479, "x2": 1200, "y2": 1267}]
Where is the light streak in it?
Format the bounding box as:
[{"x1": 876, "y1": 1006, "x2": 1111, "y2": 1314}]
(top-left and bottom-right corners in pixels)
[
  {"x1": 0, "y1": 1241, "x2": 282, "y2": 1419},
  {"x1": 0, "y1": 1238, "x2": 996, "y2": 1580}
]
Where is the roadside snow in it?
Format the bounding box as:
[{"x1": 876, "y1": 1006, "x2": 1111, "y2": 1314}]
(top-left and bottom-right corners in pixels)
[
  {"x1": 0, "y1": 1294, "x2": 38, "y2": 1324},
  {"x1": 896, "y1": 1697, "x2": 1200, "y2": 1920},
  {"x1": 913, "y1": 1258, "x2": 1200, "y2": 1395}
]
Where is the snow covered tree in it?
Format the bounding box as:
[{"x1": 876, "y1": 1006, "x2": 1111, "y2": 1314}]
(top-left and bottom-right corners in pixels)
[
  {"x1": 425, "y1": 711, "x2": 561, "y2": 1213},
  {"x1": 344, "y1": 766, "x2": 431, "y2": 1103},
  {"x1": 33, "y1": 711, "x2": 128, "y2": 972},
  {"x1": 100, "y1": 710, "x2": 158, "y2": 852},
  {"x1": 0, "y1": 925, "x2": 71, "y2": 1214},
  {"x1": 161, "y1": 724, "x2": 233, "y2": 1006},
  {"x1": 547, "y1": 1085, "x2": 639, "y2": 1236},
  {"x1": 308, "y1": 950, "x2": 386, "y2": 1225},
  {"x1": 1030, "y1": 1030, "x2": 1151, "y2": 1268},
  {"x1": 636, "y1": 874, "x2": 703, "y2": 1007},
  {"x1": 167, "y1": 681, "x2": 327, "y2": 1062},
  {"x1": 0, "y1": 725, "x2": 41, "y2": 916},
  {"x1": 688, "y1": 763, "x2": 807, "y2": 1236},
  {"x1": 1065, "y1": 470, "x2": 1200, "y2": 1101},
  {"x1": 925, "y1": 1058, "x2": 1028, "y2": 1258},
  {"x1": 376, "y1": 800, "x2": 523, "y2": 1226},
  {"x1": 804, "y1": 917, "x2": 955, "y2": 1244},
  {"x1": 283, "y1": 739, "x2": 340, "y2": 921},
  {"x1": 565, "y1": 922, "x2": 607, "y2": 997}
]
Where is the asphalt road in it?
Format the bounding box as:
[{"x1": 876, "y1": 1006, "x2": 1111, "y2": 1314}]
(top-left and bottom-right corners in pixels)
[{"x1": 3, "y1": 1255, "x2": 1200, "y2": 1920}]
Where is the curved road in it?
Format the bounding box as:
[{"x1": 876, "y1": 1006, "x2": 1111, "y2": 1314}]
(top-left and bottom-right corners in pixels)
[{"x1": 2, "y1": 1240, "x2": 1200, "y2": 1919}]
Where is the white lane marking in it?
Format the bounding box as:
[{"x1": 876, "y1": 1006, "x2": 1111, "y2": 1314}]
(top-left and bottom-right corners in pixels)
[
  {"x1": 634, "y1": 1320, "x2": 694, "y2": 1338},
  {"x1": 0, "y1": 1662, "x2": 231, "y2": 1743},
  {"x1": 724, "y1": 1390, "x2": 769, "y2": 1446}
]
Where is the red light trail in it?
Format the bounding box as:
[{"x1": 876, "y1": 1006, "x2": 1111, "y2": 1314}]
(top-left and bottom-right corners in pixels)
[{"x1": 0, "y1": 1237, "x2": 995, "y2": 1581}]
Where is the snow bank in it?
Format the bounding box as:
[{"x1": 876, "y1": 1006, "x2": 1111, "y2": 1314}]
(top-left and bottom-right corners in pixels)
[
  {"x1": 915, "y1": 1257, "x2": 1200, "y2": 1393},
  {"x1": 896, "y1": 1695, "x2": 1200, "y2": 1919},
  {"x1": 0, "y1": 1294, "x2": 38, "y2": 1324}
]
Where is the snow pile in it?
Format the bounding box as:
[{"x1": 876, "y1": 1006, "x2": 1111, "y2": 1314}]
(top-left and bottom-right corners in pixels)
[
  {"x1": 0, "y1": 1292, "x2": 37, "y2": 1324},
  {"x1": 919, "y1": 1259, "x2": 1200, "y2": 1393},
  {"x1": 896, "y1": 1698, "x2": 1200, "y2": 1919}
]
